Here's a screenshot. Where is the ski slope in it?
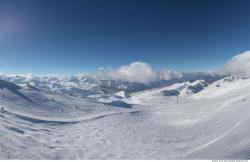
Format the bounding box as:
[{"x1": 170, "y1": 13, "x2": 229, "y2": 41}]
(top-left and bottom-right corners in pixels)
[{"x1": 1, "y1": 77, "x2": 250, "y2": 159}]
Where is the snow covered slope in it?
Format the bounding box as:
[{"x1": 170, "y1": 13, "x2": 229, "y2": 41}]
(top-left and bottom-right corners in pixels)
[
  {"x1": 193, "y1": 76, "x2": 250, "y2": 100},
  {"x1": 126, "y1": 80, "x2": 208, "y2": 105},
  {"x1": 1, "y1": 77, "x2": 250, "y2": 159}
]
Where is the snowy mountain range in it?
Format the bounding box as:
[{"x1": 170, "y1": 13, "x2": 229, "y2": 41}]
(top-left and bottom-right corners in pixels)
[{"x1": 0, "y1": 71, "x2": 221, "y2": 98}]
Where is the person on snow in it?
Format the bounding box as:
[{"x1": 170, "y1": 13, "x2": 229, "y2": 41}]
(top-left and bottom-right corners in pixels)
[{"x1": 108, "y1": 103, "x2": 111, "y2": 111}]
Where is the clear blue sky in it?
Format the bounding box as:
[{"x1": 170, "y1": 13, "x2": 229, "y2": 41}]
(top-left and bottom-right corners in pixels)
[{"x1": 0, "y1": 0, "x2": 250, "y2": 74}]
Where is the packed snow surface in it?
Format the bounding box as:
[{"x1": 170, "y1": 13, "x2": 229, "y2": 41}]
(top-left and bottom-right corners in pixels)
[{"x1": 1, "y1": 77, "x2": 250, "y2": 159}]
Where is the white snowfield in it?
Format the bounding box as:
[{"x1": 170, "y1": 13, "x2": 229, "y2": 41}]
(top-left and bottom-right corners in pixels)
[{"x1": 0, "y1": 77, "x2": 250, "y2": 159}]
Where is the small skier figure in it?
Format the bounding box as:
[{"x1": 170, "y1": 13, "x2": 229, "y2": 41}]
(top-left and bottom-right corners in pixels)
[
  {"x1": 61, "y1": 108, "x2": 63, "y2": 113},
  {"x1": 2, "y1": 94, "x2": 5, "y2": 98},
  {"x1": 1, "y1": 107, "x2": 4, "y2": 112},
  {"x1": 51, "y1": 97, "x2": 54, "y2": 101},
  {"x1": 108, "y1": 103, "x2": 111, "y2": 111}
]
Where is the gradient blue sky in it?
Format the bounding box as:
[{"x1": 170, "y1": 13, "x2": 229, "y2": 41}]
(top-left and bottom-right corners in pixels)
[{"x1": 0, "y1": 0, "x2": 250, "y2": 74}]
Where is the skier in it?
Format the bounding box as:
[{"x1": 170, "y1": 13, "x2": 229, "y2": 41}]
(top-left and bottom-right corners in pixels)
[
  {"x1": 2, "y1": 94, "x2": 5, "y2": 98},
  {"x1": 108, "y1": 103, "x2": 111, "y2": 111},
  {"x1": 1, "y1": 107, "x2": 4, "y2": 112},
  {"x1": 61, "y1": 108, "x2": 63, "y2": 113},
  {"x1": 51, "y1": 97, "x2": 54, "y2": 101}
]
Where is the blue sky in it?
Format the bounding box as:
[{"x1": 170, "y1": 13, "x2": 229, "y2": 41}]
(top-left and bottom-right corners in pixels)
[{"x1": 0, "y1": 0, "x2": 250, "y2": 74}]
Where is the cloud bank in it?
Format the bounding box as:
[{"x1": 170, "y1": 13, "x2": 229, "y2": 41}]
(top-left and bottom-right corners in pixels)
[
  {"x1": 220, "y1": 51, "x2": 250, "y2": 79},
  {"x1": 96, "y1": 61, "x2": 182, "y2": 83}
]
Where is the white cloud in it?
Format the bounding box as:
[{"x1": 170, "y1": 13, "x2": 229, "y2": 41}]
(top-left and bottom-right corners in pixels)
[
  {"x1": 96, "y1": 61, "x2": 182, "y2": 83},
  {"x1": 220, "y1": 51, "x2": 250, "y2": 79},
  {"x1": 159, "y1": 69, "x2": 183, "y2": 80}
]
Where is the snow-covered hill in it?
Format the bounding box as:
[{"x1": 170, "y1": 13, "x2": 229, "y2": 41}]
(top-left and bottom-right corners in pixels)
[
  {"x1": 193, "y1": 75, "x2": 247, "y2": 100},
  {"x1": 125, "y1": 80, "x2": 208, "y2": 105},
  {"x1": 1, "y1": 74, "x2": 250, "y2": 159}
]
